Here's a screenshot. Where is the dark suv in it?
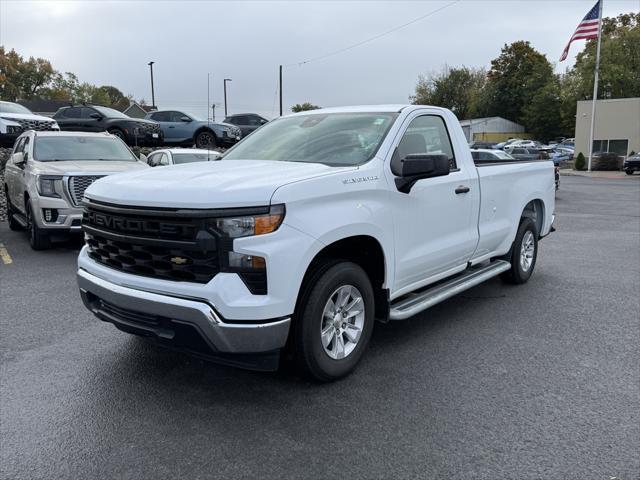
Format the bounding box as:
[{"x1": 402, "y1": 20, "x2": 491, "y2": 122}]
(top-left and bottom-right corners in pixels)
[
  {"x1": 53, "y1": 105, "x2": 163, "y2": 147},
  {"x1": 223, "y1": 113, "x2": 268, "y2": 137}
]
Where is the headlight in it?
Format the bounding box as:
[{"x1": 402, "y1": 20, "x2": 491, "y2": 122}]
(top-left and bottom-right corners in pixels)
[
  {"x1": 6, "y1": 125, "x2": 23, "y2": 134},
  {"x1": 36, "y1": 175, "x2": 62, "y2": 198},
  {"x1": 214, "y1": 204, "x2": 285, "y2": 238}
]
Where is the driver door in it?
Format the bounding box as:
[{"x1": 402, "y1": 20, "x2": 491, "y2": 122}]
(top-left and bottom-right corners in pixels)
[{"x1": 388, "y1": 112, "x2": 480, "y2": 294}]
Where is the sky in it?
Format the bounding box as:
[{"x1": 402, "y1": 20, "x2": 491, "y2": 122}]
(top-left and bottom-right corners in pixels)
[{"x1": 1, "y1": 0, "x2": 638, "y2": 119}]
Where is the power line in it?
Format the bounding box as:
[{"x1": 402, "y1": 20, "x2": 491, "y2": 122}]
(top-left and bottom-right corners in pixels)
[{"x1": 285, "y1": 0, "x2": 461, "y2": 67}]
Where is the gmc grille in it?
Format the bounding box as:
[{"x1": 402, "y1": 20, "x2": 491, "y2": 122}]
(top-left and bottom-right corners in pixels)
[
  {"x1": 3, "y1": 117, "x2": 58, "y2": 131},
  {"x1": 69, "y1": 176, "x2": 104, "y2": 206}
]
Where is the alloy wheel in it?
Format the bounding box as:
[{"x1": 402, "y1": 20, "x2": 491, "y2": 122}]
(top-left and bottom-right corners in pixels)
[{"x1": 320, "y1": 285, "x2": 365, "y2": 360}]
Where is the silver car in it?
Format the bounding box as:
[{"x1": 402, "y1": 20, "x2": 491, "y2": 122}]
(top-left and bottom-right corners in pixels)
[{"x1": 3, "y1": 131, "x2": 148, "y2": 249}]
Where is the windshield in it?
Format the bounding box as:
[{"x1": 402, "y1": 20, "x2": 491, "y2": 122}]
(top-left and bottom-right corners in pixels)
[
  {"x1": 223, "y1": 112, "x2": 398, "y2": 166},
  {"x1": 34, "y1": 136, "x2": 138, "y2": 162},
  {"x1": 172, "y1": 152, "x2": 214, "y2": 164},
  {"x1": 0, "y1": 102, "x2": 32, "y2": 115},
  {"x1": 93, "y1": 106, "x2": 131, "y2": 119}
]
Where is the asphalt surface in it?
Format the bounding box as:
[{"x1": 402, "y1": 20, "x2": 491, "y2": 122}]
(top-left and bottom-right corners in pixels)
[{"x1": 1, "y1": 175, "x2": 639, "y2": 479}]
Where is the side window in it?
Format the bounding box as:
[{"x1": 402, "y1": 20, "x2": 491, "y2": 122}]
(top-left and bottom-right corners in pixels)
[
  {"x1": 247, "y1": 115, "x2": 262, "y2": 126},
  {"x1": 151, "y1": 112, "x2": 169, "y2": 122},
  {"x1": 396, "y1": 115, "x2": 456, "y2": 171},
  {"x1": 13, "y1": 137, "x2": 26, "y2": 154},
  {"x1": 233, "y1": 115, "x2": 248, "y2": 125},
  {"x1": 470, "y1": 151, "x2": 480, "y2": 161},
  {"x1": 158, "y1": 153, "x2": 170, "y2": 166},
  {"x1": 22, "y1": 136, "x2": 31, "y2": 158},
  {"x1": 169, "y1": 111, "x2": 187, "y2": 122},
  {"x1": 64, "y1": 107, "x2": 81, "y2": 118},
  {"x1": 81, "y1": 108, "x2": 95, "y2": 119}
]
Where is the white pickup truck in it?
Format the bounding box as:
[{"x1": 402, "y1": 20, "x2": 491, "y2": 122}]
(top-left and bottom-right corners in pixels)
[{"x1": 77, "y1": 105, "x2": 555, "y2": 381}]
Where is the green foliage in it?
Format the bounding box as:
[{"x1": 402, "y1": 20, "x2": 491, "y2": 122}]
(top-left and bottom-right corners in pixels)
[
  {"x1": 291, "y1": 102, "x2": 321, "y2": 113},
  {"x1": 0, "y1": 45, "x2": 138, "y2": 109},
  {"x1": 523, "y1": 77, "x2": 563, "y2": 142},
  {"x1": 575, "y1": 152, "x2": 586, "y2": 170},
  {"x1": 410, "y1": 66, "x2": 486, "y2": 119},
  {"x1": 483, "y1": 41, "x2": 554, "y2": 124},
  {"x1": 630, "y1": 151, "x2": 636, "y2": 155}
]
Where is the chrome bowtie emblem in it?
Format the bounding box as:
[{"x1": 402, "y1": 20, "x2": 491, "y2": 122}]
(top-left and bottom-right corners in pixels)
[{"x1": 170, "y1": 256, "x2": 188, "y2": 265}]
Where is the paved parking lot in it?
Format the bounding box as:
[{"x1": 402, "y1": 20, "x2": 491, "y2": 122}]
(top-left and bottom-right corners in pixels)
[{"x1": 1, "y1": 175, "x2": 639, "y2": 479}]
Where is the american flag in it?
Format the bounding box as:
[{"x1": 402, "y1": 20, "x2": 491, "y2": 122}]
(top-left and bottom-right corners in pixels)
[{"x1": 559, "y1": 1, "x2": 601, "y2": 61}]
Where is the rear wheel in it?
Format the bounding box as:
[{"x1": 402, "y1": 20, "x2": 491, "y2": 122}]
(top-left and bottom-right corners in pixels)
[
  {"x1": 195, "y1": 130, "x2": 216, "y2": 149},
  {"x1": 26, "y1": 200, "x2": 50, "y2": 250},
  {"x1": 294, "y1": 261, "x2": 374, "y2": 382},
  {"x1": 501, "y1": 217, "x2": 538, "y2": 284}
]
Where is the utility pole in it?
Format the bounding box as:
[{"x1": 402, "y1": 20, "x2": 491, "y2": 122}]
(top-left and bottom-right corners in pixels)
[
  {"x1": 279, "y1": 65, "x2": 283, "y2": 116},
  {"x1": 223, "y1": 78, "x2": 232, "y2": 117},
  {"x1": 147, "y1": 61, "x2": 156, "y2": 108}
]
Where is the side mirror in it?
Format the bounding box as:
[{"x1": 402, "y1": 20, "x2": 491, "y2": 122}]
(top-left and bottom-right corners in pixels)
[
  {"x1": 89, "y1": 113, "x2": 102, "y2": 120},
  {"x1": 395, "y1": 153, "x2": 450, "y2": 193},
  {"x1": 180, "y1": 116, "x2": 192, "y2": 122},
  {"x1": 14, "y1": 152, "x2": 26, "y2": 168}
]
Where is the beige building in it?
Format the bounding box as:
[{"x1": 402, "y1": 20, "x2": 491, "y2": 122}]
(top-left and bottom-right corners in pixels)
[{"x1": 575, "y1": 97, "x2": 640, "y2": 158}]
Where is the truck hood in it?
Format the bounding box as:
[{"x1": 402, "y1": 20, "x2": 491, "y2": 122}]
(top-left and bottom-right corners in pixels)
[
  {"x1": 85, "y1": 160, "x2": 354, "y2": 208},
  {"x1": 34, "y1": 160, "x2": 148, "y2": 175},
  {"x1": 1, "y1": 112, "x2": 58, "y2": 123}
]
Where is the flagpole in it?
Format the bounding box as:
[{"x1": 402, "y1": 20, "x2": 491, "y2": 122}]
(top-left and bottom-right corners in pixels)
[{"x1": 587, "y1": 0, "x2": 603, "y2": 172}]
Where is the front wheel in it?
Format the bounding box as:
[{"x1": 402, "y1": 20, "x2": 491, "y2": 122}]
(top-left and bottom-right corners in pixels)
[
  {"x1": 195, "y1": 130, "x2": 217, "y2": 149},
  {"x1": 294, "y1": 261, "x2": 375, "y2": 382},
  {"x1": 108, "y1": 128, "x2": 126, "y2": 141},
  {"x1": 26, "y1": 200, "x2": 51, "y2": 250},
  {"x1": 501, "y1": 217, "x2": 538, "y2": 284},
  {"x1": 626, "y1": 169, "x2": 634, "y2": 175}
]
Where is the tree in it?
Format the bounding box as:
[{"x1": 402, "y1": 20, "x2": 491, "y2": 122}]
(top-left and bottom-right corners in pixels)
[
  {"x1": 523, "y1": 78, "x2": 564, "y2": 142},
  {"x1": 482, "y1": 41, "x2": 554, "y2": 124},
  {"x1": 291, "y1": 102, "x2": 320, "y2": 113},
  {"x1": 0, "y1": 47, "x2": 55, "y2": 100},
  {"x1": 410, "y1": 66, "x2": 486, "y2": 119},
  {"x1": 569, "y1": 12, "x2": 640, "y2": 101},
  {"x1": 98, "y1": 85, "x2": 130, "y2": 110}
]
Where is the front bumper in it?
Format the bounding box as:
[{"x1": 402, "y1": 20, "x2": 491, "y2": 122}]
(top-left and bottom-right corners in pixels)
[
  {"x1": 32, "y1": 194, "x2": 83, "y2": 231},
  {"x1": 78, "y1": 268, "x2": 291, "y2": 360},
  {"x1": 623, "y1": 161, "x2": 640, "y2": 171},
  {"x1": 128, "y1": 129, "x2": 164, "y2": 147}
]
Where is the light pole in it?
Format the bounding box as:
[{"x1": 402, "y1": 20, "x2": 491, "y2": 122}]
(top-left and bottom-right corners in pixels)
[
  {"x1": 147, "y1": 61, "x2": 156, "y2": 108},
  {"x1": 223, "y1": 78, "x2": 232, "y2": 117}
]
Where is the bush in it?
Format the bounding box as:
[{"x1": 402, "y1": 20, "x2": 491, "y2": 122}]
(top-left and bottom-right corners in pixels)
[
  {"x1": 592, "y1": 152, "x2": 622, "y2": 171},
  {"x1": 630, "y1": 150, "x2": 636, "y2": 156},
  {"x1": 574, "y1": 152, "x2": 586, "y2": 170}
]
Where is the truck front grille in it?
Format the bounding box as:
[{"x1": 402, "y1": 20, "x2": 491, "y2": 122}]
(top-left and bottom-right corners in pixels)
[
  {"x1": 3, "y1": 117, "x2": 58, "y2": 131},
  {"x1": 85, "y1": 232, "x2": 220, "y2": 283},
  {"x1": 69, "y1": 176, "x2": 104, "y2": 206},
  {"x1": 82, "y1": 203, "x2": 223, "y2": 284}
]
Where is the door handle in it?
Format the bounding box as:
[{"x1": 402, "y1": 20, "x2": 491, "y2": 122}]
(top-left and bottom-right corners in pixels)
[{"x1": 455, "y1": 185, "x2": 470, "y2": 194}]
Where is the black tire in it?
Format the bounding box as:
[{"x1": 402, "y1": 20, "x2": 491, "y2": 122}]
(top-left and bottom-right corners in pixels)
[
  {"x1": 26, "y1": 200, "x2": 50, "y2": 250},
  {"x1": 195, "y1": 130, "x2": 217, "y2": 149},
  {"x1": 293, "y1": 261, "x2": 375, "y2": 382},
  {"x1": 5, "y1": 188, "x2": 23, "y2": 231},
  {"x1": 108, "y1": 128, "x2": 126, "y2": 141},
  {"x1": 501, "y1": 217, "x2": 538, "y2": 285},
  {"x1": 626, "y1": 169, "x2": 634, "y2": 175}
]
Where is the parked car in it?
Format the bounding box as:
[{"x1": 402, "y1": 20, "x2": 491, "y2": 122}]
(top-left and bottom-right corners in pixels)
[
  {"x1": 53, "y1": 105, "x2": 163, "y2": 147},
  {"x1": 468, "y1": 141, "x2": 497, "y2": 150},
  {"x1": 146, "y1": 148, "x2": 221, "y2": 167},
  {"x1": 494, "y1": 138, "x2": 521, "y2": 150},
  {"x1": 223, "y1": 113, "x2": 269, "y2": 137},
  {"x1": 77, "y1": 104, "x2": 555, "y2": 381},
  {"x1": 3, "y1": 131, "x2": 148, "y2": 249},
  {"x1": 623, "y1": 153, "x2": 640, "y2": 175},
  {"x1": 550, "y1": 149, "x2": 573, "y2": 164},
  {"x1": 470, "y1": 149, "x2": 516, "y2": 162},
  {"x1": 145, "y1": 110, "x2": 241, "y2": 149},
  {"x1": 505, "y1": 146, "x2": 547, "y2": 161},
  {"x1": 1, "y1": 101, "x2": 59, "y2": 147}
]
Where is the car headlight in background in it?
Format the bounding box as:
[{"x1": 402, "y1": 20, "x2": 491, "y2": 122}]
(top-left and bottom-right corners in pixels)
[
  {"x1": 6, "y1": 125, "x2": 23, "y2": 134},
  {"x1": 214, "y1": 204, "x2": 285, "y2": 238},
  {"x1": 36, "y1": 175, "x2": 62, "y2": 198}
]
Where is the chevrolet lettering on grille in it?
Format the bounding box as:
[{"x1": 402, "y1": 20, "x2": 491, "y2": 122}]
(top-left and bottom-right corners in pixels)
[{"x1": 86, "y1": 211, "x2": 194, "y2": 237}]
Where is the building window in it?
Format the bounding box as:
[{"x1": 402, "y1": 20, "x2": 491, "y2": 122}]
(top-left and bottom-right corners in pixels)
[
  {"x1": 609, "y1": 139, "x2": 629, "y2": 156},
  {"x1": 592, "y1": 139, "x2": 608, "y2": 154}
]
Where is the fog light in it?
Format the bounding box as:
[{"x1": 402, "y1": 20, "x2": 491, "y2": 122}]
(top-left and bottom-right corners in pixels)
[
  {"x1": 228, "y1": 252, "x2": 266, "y2": 270},
  {"x1": 42, "y1": 208, "x2": 58, "y2": 223}
]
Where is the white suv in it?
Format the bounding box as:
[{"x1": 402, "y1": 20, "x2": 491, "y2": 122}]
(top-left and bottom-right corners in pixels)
[
  {"x1": 3, "y1": 131, "x2": 148, "y2": 249},
  {"x1": 0, "y1": 101, "x2": 59, "y2": 147}
]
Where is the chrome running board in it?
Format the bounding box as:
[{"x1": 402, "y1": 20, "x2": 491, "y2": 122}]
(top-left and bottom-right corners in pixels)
[{"x1": 389, "y1": 260, "x2": 511, "y2": 320}]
